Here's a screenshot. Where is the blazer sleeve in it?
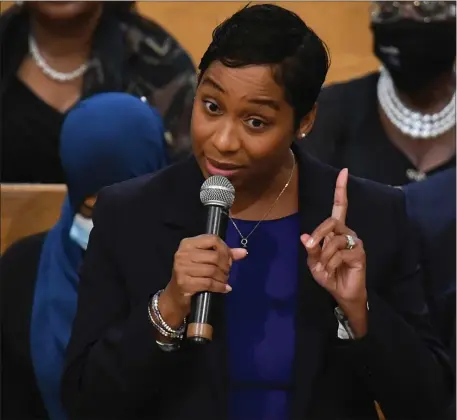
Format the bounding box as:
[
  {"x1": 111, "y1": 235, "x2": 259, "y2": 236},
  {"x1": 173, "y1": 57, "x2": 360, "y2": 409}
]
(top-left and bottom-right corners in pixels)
[
  {"x1": 61, "y1": 187, "x2": 188, "y2": 419},
  {"x1": 350, "y1": 190, "x2": 454, "y2": 419}
]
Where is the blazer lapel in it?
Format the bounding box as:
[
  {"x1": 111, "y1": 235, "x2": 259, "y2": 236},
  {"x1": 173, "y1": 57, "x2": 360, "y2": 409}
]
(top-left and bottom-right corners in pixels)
[
  {"x1": 290, "y1": 145, "x2": 340, "y2": 419},
  {"x1": 161, "y1": 157, "x2": 206, "y2": 236},
  {"x1": 158, "y1": 150, "x2": 341, "y2": 419},
  {"x1": 160, "y1": 156, "x2": 229, "y2": 420}
]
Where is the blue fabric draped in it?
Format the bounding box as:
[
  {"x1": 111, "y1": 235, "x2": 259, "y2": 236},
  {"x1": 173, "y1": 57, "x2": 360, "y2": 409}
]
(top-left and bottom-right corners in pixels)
[{"x1": 30, "y1": 92, "x2": 169, "y2": 419}]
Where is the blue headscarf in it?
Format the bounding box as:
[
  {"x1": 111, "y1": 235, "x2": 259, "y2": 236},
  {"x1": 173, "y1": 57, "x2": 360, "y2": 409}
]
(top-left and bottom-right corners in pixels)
[{"x1": 30, "y1": 93, "x2": 169, "y2": 420}]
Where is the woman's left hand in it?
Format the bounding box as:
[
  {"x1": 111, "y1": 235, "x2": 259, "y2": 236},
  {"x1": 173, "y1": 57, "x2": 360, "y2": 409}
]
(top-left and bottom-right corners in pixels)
[{"x1": 301, "y1": 168, "x2": 367, "y2": 317}]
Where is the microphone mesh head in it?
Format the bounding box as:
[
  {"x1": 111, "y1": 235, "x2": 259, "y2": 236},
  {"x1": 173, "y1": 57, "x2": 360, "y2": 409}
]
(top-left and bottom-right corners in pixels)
[{"x1": 200, "y1": 175, "x2": 235, "y2": 209}]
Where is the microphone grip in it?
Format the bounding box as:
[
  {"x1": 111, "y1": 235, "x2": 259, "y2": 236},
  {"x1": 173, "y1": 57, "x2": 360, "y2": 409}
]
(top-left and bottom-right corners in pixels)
[{"x1": 187, "y1": 205, "x2": 228, "y2": 344}]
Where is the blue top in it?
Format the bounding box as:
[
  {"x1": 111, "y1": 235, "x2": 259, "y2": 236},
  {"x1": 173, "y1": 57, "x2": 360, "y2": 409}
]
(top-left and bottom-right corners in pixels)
[{"x1": 225, "y1": 213, "x2": 300, "y2": 420}]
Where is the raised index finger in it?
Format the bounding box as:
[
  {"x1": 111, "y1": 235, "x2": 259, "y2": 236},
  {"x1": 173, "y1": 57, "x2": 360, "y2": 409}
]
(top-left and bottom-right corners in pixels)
[{"x1": 332, "y1": 168, "x2": 349, "y2": 222}]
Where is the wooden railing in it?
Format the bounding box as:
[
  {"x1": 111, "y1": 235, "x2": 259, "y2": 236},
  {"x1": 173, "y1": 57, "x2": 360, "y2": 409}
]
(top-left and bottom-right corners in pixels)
[{"x1": 1, "y1": 184, "x2": 66, "y2": 253}]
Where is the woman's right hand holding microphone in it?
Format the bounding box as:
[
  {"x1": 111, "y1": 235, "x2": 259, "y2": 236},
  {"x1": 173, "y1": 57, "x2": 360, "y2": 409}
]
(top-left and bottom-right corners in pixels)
[{"x1": 158, "y1": 234, "x2": 248, "y2": 329}]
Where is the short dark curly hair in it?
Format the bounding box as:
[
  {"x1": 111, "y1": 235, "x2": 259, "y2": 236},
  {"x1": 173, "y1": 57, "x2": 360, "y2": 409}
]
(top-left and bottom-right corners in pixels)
[{"x1": 198, "y1": 3, "x2": 330, "y2": 129}]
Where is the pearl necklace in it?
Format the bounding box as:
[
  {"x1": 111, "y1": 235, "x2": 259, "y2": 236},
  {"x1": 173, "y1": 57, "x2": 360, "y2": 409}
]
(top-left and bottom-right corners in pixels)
[
  {"x1": 377, "y1": 67, "x2": 456, "y2": 140},
  {"x1": 29, "y1": 35, "x2": 89, "y2": 83}
]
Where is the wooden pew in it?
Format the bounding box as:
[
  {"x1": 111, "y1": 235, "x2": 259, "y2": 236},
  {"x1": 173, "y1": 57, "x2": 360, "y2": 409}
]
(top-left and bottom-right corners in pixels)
[{"x1": 1, "y1": 184, "x2": 67, "y2": 254}]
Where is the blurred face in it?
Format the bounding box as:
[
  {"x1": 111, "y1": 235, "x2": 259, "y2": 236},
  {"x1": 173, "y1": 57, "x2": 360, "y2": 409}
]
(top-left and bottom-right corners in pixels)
[
  {"x1": 370, "y1": 1, "x2": 456, "y2": 93},
  {"x1": 192, "y1": 62, "x2": 313, "y2": 192},
  {"x1": 371, "y1": 1, "x2": 456, "y2": 24},
  {"x1": 70, "y1": 195, "x2": 96, "y2": 250},
  {"x1": 27, "y1": 1, "x2": 102, "y2": 22}
]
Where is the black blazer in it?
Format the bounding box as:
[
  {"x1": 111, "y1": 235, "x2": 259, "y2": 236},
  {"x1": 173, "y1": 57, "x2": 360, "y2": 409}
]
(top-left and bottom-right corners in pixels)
[
  {"x1": 1, "y1": 233, "x2": 49, "y2": 420},
  {"x1": 62, "y1": 147, "x2": 453, "y2": 420}
]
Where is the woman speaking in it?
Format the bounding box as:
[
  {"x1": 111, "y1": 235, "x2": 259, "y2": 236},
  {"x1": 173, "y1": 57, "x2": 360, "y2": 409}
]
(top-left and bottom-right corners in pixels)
[{"x1": 62, "y1": 4, "x2": 453, "y2": 420}]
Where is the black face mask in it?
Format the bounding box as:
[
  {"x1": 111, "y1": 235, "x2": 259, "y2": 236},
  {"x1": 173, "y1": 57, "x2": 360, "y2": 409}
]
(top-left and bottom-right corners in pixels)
[{"x1": 371, "y1": 20, "x2": 456, "y2": 94}]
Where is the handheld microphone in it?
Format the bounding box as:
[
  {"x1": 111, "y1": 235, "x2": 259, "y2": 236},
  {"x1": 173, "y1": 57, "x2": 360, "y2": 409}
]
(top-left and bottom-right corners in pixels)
[{"x1": 187, "y1": 175, "x2": 235, "y2": 344}]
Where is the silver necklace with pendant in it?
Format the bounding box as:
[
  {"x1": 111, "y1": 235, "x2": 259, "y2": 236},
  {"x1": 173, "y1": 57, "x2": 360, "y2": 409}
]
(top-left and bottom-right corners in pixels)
[
  {"x1": 406, "y1": 168, "x2": 427, "y2": 182},
  {"x1": 229, "y1": 150, "x2": 296, "y2": 250}
]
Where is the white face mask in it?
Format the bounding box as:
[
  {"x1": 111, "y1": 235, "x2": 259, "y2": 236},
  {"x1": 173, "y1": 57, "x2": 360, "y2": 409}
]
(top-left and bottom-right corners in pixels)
[{"x1": 69, "y1": 213, "x2": 94, "y2": 250}]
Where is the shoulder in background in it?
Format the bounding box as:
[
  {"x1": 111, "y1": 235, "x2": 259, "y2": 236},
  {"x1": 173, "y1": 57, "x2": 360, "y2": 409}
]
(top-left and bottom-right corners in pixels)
[
  {"x1": 119, "y1": 9, "x2": 195, "y2": 72},
  {"x1": 347, "y1": 168, "x2": 404, "y2": 205},
  {"x1": 1, "y1": 232, "x2": 47, "y2": 264},
  {"x1": 301, "y1": 71, "x2": 381, "y2": 162},
  {"x1": 118, "y1": 8, "x2": 196, "y2": 164},
  {"x1": 402, "y1": 167, "x2": 456, "y2": 226},
  {"x1": 319, "y1": 71, "x2": 380, "y2": 105},
  {"x1": 403, "y1": 167, "x2": 456, "y2": 195}
]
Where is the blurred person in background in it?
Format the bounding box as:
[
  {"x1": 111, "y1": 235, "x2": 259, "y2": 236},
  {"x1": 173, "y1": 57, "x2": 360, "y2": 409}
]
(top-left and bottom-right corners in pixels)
[
  {"x1": 403, "y1": 167, "x2": 456, "y2": 420},
  {"x1": 0, "y1": 1, "x2": 195, "y2": 183},
  {"x1": 303, "y1": 1, "x2": 455, "y2": 187},
  {"x1": 403, "y1": 167, "x2": 456, "y2": 363},
  {"x1": 303, "y1": 5, "x2": 456, "y2": 411},
  {"x1": 0, "y1": 92, "x2": 169, "y2": 420}
]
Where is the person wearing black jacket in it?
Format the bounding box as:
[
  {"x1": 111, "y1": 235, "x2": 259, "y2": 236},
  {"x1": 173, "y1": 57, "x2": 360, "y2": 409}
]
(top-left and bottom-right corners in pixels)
[
  {"x1": 61, "y1": 5, "x2": 454, "y2": 420},
  {"x1": 0, "y1": 1, "x2": 195, "y2": 183}
]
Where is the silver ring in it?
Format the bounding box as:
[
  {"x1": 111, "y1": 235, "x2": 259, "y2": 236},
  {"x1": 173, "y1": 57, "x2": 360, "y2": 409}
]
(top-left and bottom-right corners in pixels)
[{"x1": 345, "y1": 234, "x2": 356, "y2": 250}]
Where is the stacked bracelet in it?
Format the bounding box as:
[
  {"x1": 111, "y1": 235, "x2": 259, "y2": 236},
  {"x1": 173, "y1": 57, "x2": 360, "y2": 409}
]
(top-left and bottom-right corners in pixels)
[
  {"x1": 147, "y1": 289, "x2": 186, "y2": 340},
  {"x1": 155, "y1": 340, "x2": 180, "y2": 352}
]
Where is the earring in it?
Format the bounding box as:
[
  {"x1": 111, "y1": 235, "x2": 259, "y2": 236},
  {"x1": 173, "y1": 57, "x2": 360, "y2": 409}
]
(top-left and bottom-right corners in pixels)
[{"x1": 300, "y1": 132, "x2": 307, "y2": 139}]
